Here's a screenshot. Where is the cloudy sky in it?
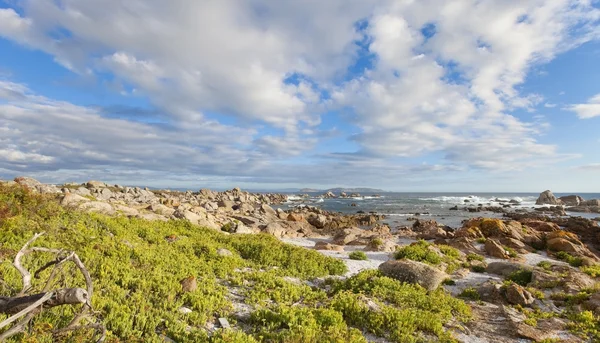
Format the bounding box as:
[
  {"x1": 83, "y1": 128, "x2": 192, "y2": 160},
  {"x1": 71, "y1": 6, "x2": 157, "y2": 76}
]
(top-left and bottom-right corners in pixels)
[{"x1": 0, "y1": 0, "x2": 599, "y2": 192}]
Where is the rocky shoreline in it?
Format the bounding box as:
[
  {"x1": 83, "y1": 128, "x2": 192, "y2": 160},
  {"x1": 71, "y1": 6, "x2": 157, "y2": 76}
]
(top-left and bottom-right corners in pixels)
[{"x1": 4, "y1": 177, "x2": 600, "y2": 342}]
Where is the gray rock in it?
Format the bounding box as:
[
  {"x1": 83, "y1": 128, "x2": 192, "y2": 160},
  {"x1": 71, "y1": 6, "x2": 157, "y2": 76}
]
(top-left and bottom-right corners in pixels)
[
  {"x1": 73, "y1": 187, "x2": 92, "y2": 197},
  {"x1": 379, "y1": 260, "x2": 447, "y2": 291},
  {"x1": 217, "y1": 248, "x2": 233, "y2": 257},
  {"x1": 307, "y1": 214, "x2": 328, "y2": 228},
  {"x1": 86, "y1": 180, "x2": 106, "y2": 189},
  {"x1": 535, "y1": 190, "x2": 562, "y2": 205},
  {"x1": 149, "y1": 203, "x2": 176, "y2": 216},
  {"x1": 61, "y1": 193, "x2": 90, "y2": 206},
  {"x1": 505, "y1": 283, "x2": 535, "y2": 306},
  {"x1": 559, "y1": 195, "x2": 584, "y2": 206},
  {"x1": 78, "y1": 201, "x2": 115, "y2": 215}
]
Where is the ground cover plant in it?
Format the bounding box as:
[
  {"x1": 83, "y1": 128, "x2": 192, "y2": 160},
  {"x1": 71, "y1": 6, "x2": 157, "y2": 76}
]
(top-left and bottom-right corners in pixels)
[{"x1": 0, "y1": 183, "x2": 473, "y2": 342}]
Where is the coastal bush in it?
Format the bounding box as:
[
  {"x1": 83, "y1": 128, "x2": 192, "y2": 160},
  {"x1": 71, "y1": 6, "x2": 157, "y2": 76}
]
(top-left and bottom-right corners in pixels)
[
  {"x1": 394, "y1": 240, "x2": 441, "y2": 265},
  {"x1": 581, "y1": 265, "x2": 600, "y2": 277},
  {"x1": 458, "y1": 287, "x2": 480, "y2": 301},
  {"x1": 466, "y1": 253, "x2": 484, "y2": 262},
  {"x1": 506, "y1": 269, "x2": 533, "y2": 286},
  {"x1": 328, "y1": 270, "x2": 470, "y2": 342},
  {"x1": 537, "y1": 261, "x2": 552, "y2": 271},
  {"x1": 471, "y1": 265, "x2": 486, "y2": 273},
  {"x1": 567, "y1": 310, "x2": 600, "y2": 340},
  {"x1": 555, "y1": 251, "x2": 583, "y2": 267},
  {"x1": 349, "y1": 251, "x2": 368, "y2": 260}
]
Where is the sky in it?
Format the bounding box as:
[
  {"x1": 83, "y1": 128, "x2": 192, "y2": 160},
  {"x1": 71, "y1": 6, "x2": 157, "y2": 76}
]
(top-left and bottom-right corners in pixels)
[{"x1": 0, "y1": 0, "x2": 599, "y2": 192}]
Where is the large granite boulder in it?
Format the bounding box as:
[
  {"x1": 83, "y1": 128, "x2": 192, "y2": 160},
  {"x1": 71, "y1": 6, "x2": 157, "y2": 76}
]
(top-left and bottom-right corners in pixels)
[
  {"x1": 535, "y1": 190, "x2": 562, "y2": 205},
  {"x1": 559, "y1": 195, "x2": 584, "y2": 206},
  {"x1": 505, "y1": 283, "x2": 535, "y2": 306},
  {"x1": 378, "y1": 260, "x2": 447, "y2": 291}
]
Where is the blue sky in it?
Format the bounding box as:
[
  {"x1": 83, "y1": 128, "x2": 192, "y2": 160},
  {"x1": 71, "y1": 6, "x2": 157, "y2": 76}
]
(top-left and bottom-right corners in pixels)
[{"x1": 0, "y1": 0, "x2": 599, "y2": 192}]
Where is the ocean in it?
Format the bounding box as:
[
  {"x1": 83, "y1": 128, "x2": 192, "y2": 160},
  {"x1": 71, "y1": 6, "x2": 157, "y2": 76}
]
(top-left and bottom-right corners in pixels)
[{"x1": 282, "y1": 192, "x2": 600, "y2": 229}]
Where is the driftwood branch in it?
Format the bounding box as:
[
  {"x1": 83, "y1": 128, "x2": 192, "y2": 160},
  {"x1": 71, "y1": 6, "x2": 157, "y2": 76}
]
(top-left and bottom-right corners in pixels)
[{"x1": 0, "y1": 233, "x2": 104, "y2": 342}]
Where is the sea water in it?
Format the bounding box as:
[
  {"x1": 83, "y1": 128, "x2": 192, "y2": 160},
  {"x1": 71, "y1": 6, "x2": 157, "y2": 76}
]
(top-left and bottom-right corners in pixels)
[{"x1": 282, "y1": 192, "x2": 600, "y2": 229}]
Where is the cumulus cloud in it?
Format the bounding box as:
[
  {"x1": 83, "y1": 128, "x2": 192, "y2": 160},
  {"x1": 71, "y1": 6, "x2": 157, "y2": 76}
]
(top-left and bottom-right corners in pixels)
[
  {"x1": 0, "y1": 0, "x2": 599, "y2": 187},
  {"x1": 564, "y1": 93, "x2": 600, "y2": 119}
]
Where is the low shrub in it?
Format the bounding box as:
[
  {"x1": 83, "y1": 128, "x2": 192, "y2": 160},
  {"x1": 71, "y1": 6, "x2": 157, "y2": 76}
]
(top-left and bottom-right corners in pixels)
[
  {"x1": 537, "y1": 261, "x2": 552, "y2": 271},
  {"x1": 349, "y1": 251, "x2": 368, "y2": 260},
  {"x1": 506, "y1": 269, "x2": 533, "y2": 286},
  {"x1": 394, "y1": 240, "x2": 441, "y2": 265},
  {"x1": 466, "y1": 253, "x2": 484, "y2": 262},
  {"x1": 471, "y1": 265, "x2": 486, "y2": 273},
  {"x1": 581, "y1": 265, "x2": 600, "y2": 278},
  {"x1": 555, "y1": 251, "x2": 583, "y2": 267},
  {"x1": 458, "y1": 287, "x2": 480, "y2": 301}
]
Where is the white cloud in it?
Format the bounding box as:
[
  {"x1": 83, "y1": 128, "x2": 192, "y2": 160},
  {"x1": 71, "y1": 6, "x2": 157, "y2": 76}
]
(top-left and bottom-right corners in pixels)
[
  {"x1": 564, "y1": 93, "x2": 600, "y2": 119},
  {"x1": 0, "y1": 1, "x2": 599, "y2": 187}
]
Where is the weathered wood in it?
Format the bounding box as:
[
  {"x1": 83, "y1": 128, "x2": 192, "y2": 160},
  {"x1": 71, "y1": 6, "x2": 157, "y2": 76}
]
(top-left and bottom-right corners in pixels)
[
  {"x1": 0, "y1": 232, "x2": 104, "y2": 342},
  {"x1": 0, "y1": 288, "x2": 88, "y2": 314}
]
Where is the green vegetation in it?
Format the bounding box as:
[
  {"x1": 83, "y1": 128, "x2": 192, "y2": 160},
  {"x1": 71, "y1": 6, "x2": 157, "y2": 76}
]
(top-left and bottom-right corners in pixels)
[
  {"x1": 442, "y1": 279, "x2": 456, "y2": 286},
  {"x1": 394, "y1": 240, "x2": 441, "y2": 265},
  {"x1": 475, "y1": 237, "x2": 487, "y2": 244},
  {"x1": 555, "y1": 251, "x2": 584, "y2": 267},
  {"x1": 466, "y1": 253, "x2": 484, "y2": 262},
  {"x1": 458, "y1": 287, "x2": 480, "y2": 301},
  {"x1": 471, "y1": 265, "x2": 486, "y2": 273},
  {"x1": 506, "y1": 269, "x2": 533, "y2": 286},
  {"x1": 513, "y1": 305, "x2": 556, "y2": 327},
  {"x1": 581, "y1": 265, "x2": 600, "y2": 277},
  {"x1": 536, "y1": 260, "x2": 552, "y2": 271},
  {"x1": 504, "y1": 246, "x2": 518, "y2": 258},
  {"x1": 394, "y1": 240, "x2": 463, "y2": 273},
  {"x1": 567, "y1": 311, "x2": 600, "y2": 341},
  {"x1": 348, "y1": 251, "x2": 368, "y2": 261},
  {"x1": 370, "y1": 238, "x2": 384, "y2": 248},
  {"x1": 0, "y1": 183, "x2": 471, "y2": 343}
]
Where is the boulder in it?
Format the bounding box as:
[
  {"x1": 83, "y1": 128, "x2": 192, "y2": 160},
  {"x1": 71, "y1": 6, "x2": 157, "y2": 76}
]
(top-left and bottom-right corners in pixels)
[
  {"x1": 78, "y1": 201, "x2": 115, "y2": 215},
  {"x1": 535, "y1": 190, "x2": 562, "y2": 205},
  {"x1": 522, "y1": 220, "x2": 559, "y2": 232},
  {"x1": 73, "y1": 187, "x2": 92, "y2": 197},
  {"x1": 559, "y1": 195, "x2": 584, "y2": 206},
  {"x1": 260, "y1": 204, "x2": 278, "y2": 217},
  {"x1": 262, "y1": 222, "x2": 287, "y2": 238},
  {"x1": 322, "y1": 191, "x2": 336, "y2": 198},
  {"x1": 217, "y1": 200, "x2": 236, "y2": 210},
  {"x1": 307, "y1": 214, "x2": 328, "y2": 228},
  {"x1": 86, "y1": 180, "x2": 106, "y2": 189},
  {"x1": 582, "y1": 199, "x2": 600, "y2": 207},
  {"x1": 332, "y1": 227, "x2": 364, "y2": 246},
  {"x1": 204, "y1": 202, "x2": 219, "y2": 211},
  {"x1": 314, "y1": 241, "x2": 344, "y2": 252},
  {"x1": 149, "y1": 203, "x2": 176, "y2": 216},
  {"x1": 286, "y1": 213, "x2": 304, "y2": 222},
  {"x1": 378, "y1": 260, "x2": 447, "y2": 291},
  {"x1": 180, "y1": 276, "x2": 197, "y2": 293},
  {"x1": 485, "y1": 239, "x2": 510, "y2": 259},
  {"x1": 364, "y1": 238, "x2": 397, "y2": 252},
  {"x1": 217, "y1": 248, "x2": 233, "y2": 257},
  {"x1": 505, "y1": 284, "x2": 535, "y2": 306},
  {"x1": 14, "y1": 176, "x2": 42, "y2": 188},
  {"x1": 61, "y1": 193, "x2": 90, "y2": 207}
]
